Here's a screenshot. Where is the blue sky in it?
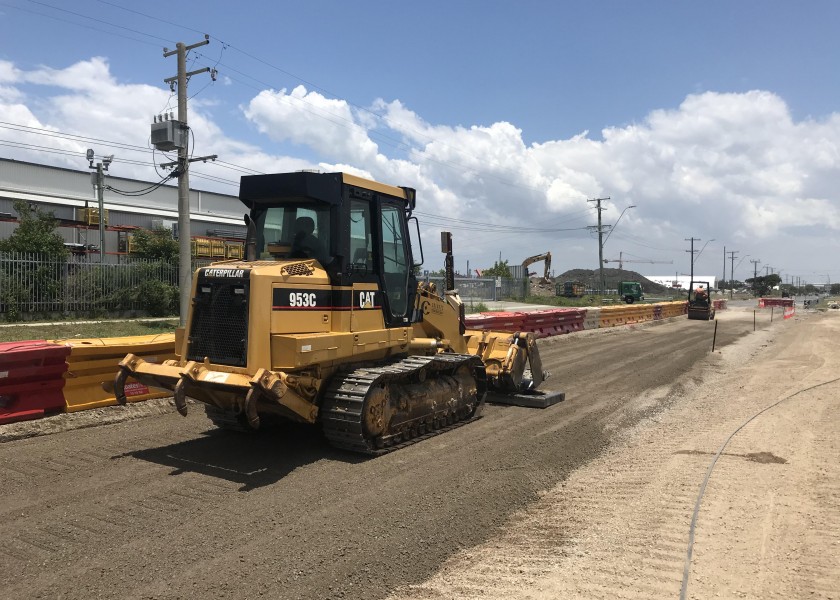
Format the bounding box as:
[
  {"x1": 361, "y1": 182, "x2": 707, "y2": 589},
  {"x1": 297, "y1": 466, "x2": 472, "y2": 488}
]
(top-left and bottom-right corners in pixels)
[{"x1": 1, "y1": 1, "x2": 840, "y2": 284}]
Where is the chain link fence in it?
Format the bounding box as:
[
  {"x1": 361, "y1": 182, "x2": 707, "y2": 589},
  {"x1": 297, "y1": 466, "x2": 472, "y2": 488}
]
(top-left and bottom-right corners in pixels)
[{"x1": 424, "y1": 277, "x2": 529, "y2": 301}]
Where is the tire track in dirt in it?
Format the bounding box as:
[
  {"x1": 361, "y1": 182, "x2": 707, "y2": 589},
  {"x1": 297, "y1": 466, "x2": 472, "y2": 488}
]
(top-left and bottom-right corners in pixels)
[{"x1": 389, "y1": 310, "x2": 837, "y2": 600}]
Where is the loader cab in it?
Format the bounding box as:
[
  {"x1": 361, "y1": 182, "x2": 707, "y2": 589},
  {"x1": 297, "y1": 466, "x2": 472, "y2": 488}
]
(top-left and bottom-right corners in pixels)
[{"x1": 240, "y1": 171, "x2": 420, "y2": 328}]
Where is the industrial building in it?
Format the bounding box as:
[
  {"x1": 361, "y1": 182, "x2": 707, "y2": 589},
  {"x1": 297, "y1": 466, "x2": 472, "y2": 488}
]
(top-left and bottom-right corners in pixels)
[{"x1": 0, "y1": 158, "x2": 246, "y2": 261}]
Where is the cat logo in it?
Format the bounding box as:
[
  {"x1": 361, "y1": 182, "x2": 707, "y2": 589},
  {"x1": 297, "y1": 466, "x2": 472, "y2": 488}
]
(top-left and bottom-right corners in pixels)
[{"x1": 358, "y1": 291, "x2": 376, "y2": 309}]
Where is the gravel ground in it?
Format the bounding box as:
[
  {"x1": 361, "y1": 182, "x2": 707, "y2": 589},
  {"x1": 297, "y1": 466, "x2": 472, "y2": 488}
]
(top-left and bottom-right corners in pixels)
[
  {"x1": 388, "y1": 307, "x2": 840, "y2": 599},
  {"x1": 2, "y1": 306, "x2": 829, "y2": 599}
]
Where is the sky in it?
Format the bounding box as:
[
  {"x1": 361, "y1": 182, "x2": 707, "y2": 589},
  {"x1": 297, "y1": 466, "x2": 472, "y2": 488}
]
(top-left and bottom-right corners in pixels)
[{"x1": 1, "y1": 0, "x2": 839, "y2": 285}]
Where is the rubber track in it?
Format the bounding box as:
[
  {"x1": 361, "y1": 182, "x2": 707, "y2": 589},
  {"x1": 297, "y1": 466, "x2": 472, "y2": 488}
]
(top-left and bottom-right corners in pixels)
[{"x1": 320, "y1": 354, "x2": 487, "y2": 455}]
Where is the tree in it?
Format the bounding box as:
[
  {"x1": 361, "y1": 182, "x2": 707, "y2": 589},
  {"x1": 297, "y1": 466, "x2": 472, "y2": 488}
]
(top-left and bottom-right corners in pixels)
[
  {"x1": 481, "y1": 260, "x2": 512, "y2": 279},
  {"x1": 830, "y1": 283, "x2": 840, "y2": 295},
  {"x1": 746, "y1": 274, "x2": 782, "y2": 297},
  {"x1": 0, "y1": 200, "x2": 68, "y2": 256},
  {"x1": 131, "y1": 226, "x2": 179, "y2": 262}
]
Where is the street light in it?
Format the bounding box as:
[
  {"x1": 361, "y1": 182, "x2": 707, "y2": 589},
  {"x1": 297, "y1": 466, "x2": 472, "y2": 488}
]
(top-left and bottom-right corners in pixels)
[
  {"x1": 602, "y1": 205, "x2": 636, "y2": 247},
  {"x1": 693, "y1": 239, "x2": 714, "y2": 266},
  {"x1": 599, "y1": 204, "x2": 635, "y2": 296}
]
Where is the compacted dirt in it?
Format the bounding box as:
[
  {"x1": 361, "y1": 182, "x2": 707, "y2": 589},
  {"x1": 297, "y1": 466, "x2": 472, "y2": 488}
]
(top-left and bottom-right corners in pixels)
[{"x1": 1, "y1": 306, "x2": 836, "y2": 599}]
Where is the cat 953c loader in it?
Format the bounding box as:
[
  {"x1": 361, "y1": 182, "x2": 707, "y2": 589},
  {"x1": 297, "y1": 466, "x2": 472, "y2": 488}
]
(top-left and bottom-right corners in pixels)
[{"x1": 114, "y1": 171, "x2": 560, "y2": 454}]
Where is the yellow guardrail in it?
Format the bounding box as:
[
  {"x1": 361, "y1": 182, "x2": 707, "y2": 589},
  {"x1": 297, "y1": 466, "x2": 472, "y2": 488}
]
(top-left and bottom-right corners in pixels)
[{"x1": 50, "y1": 334, "x2": 176, "y2": 412}]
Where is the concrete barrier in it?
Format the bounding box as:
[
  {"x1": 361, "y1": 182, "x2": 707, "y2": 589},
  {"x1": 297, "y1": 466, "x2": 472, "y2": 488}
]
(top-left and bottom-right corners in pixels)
[{"x1": 581, "y1": 307, "x2": 599, "y2": 330}]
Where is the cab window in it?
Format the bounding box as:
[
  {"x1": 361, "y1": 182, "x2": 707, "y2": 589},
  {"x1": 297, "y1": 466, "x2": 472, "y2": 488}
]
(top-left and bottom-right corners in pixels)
[{"x1": 380, "y1": 204, "x2": 409, "y2": 317}]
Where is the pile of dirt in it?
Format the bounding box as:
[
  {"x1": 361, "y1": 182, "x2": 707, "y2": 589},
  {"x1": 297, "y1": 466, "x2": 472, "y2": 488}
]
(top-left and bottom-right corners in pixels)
[
  {"x1": 557, "y1": 268, "x2": 676, "y2": 296},
  {"x1": 527, "y1": 278, "x2": 557, "y2": 297}
]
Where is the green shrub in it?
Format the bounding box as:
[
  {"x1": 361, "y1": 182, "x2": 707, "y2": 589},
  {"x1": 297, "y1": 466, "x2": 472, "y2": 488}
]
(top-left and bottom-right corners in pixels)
[{"x1": 136, "y1": 279, "x2": 179, "y2": 317}]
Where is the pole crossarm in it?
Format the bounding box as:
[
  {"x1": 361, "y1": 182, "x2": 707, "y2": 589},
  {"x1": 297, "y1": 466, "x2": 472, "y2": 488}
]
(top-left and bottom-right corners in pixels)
[{"x1": 159, "y1": 154, "x2": 218, "y2": 169}]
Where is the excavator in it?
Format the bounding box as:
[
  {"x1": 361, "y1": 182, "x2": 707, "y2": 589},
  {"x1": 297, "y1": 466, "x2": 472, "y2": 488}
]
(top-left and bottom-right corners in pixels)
[
  {"x1": 521, "y1": 252, "x2": 552, "y2": 296},
  {"x1": 521, "y1": 252, "x2": 552, "y2": 284},
  {"x1": 114, "y1": 171, "x2": 559, "y2": 454}
]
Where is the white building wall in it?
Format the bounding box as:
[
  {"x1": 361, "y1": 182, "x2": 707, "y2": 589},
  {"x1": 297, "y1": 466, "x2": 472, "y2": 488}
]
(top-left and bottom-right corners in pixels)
[{"x1": 644, "y1": 275, "x2": 718, "y2": 290}]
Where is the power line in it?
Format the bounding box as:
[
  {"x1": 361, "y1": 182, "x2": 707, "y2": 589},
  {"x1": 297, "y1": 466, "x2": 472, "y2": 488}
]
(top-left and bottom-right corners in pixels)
[
  {"x1": 32, "y1": 0, "x2": 577, "y2": 198},
  {"x1": 0, "y1": 1, "x2": 163, "y2": 47},
  {"x1": 26, "y1": 0, "x2": 174, "y2": 43}
]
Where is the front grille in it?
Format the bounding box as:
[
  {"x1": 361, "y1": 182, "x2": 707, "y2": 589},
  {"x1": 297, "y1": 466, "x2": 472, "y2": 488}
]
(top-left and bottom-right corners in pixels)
[{"x1": 187, "y1": 276, "x2": 250, "y2": 367}]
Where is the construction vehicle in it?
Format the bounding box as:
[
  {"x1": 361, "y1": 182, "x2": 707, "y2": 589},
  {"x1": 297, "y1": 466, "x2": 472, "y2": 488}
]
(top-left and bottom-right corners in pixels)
[
  {"x1": 114, "y1": 172, "x2": 560, "y2": 455},
  {"x1": 521, "y1": 252, "x2": 552, "y2": 284},
  {"x1": 560, "y1": 281, "x2": 586, "y2": 298},
  {"x1": 618, "y1": 281, "x2": 644, "y2": 304},
  {"x1": 687, "y1": 280, "x2": 715, "y2": 320},
  {"x1": 521, "y1": 252, "x2": 552, "y2": 296}
]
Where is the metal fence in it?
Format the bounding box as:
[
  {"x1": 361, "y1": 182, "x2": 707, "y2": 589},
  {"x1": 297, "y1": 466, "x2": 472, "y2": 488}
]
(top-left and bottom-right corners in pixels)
[
  {"x1": 425, "y1": 277, "x2": 528, "y2": 301},
  {"x1": 0, "y1": 253, "x2": 530, "y2": 321},
  {"x1": 0, "y1": 252, "x2": 212, "y2": 320}
]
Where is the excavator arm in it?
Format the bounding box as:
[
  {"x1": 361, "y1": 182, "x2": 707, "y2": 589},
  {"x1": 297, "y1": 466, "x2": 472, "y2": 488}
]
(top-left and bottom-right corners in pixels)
[{"x1": 521, "y1": 252, "x2": 552, "y2": 284}]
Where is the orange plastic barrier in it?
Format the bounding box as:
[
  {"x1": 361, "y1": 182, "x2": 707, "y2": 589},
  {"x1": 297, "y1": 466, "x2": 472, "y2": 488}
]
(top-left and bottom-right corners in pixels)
[
  {"x1": 659, "y1": 301, "x2": 689, "y2": 318},
  {"x1": 598, "y1": 304, "x2": 656, "y2": 328},
  {"x1": 52, "y1": 334, "x2": 176, "y2": 412},
  {"x1": 0, "y1": 341, "x2": 70, "y2": 424}
]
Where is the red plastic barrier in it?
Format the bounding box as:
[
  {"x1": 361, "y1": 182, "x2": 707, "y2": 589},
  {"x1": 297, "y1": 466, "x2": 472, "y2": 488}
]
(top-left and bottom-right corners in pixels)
[
  {"x1": 523, "y1": 308, "x2": 586, "y2": 337},
  {"x1": 759, "y1": 298, "x2": 793, "y2": 308},
  {"x1": 712, "y1": 299, "x2": 728, "y2": 310},
  {"x1": 0, "y1": 340, "x2": 70, "y2": 424},
  {"x1": 473, "y1": 311, "x2": 528, "y2": 332},
  {"x1": 784, "y1": 306, "x2": 795, "y2": 319},
  {"x1": 463, "y1": 313, "x2": 498, "y2": 331}
]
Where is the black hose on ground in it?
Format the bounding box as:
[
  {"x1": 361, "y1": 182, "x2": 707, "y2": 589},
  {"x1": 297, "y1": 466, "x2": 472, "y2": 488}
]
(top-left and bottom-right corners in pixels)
[{"x1": 680, "y1": 376, "x2": 840, "y2": 600}]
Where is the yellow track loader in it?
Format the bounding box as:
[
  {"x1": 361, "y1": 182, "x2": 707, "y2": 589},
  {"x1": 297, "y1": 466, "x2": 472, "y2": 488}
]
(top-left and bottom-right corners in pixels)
[{"x1": 115, "y1": 172, "x2": 560, "y2": 454}]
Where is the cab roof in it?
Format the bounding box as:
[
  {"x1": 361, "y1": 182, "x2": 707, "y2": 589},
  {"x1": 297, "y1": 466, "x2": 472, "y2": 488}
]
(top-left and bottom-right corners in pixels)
[{"x1": 238, "y1": 171, "x2": 409, "y2": 208}]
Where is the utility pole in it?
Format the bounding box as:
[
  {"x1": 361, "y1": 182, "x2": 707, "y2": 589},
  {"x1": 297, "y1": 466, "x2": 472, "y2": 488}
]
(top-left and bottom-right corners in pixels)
[
  {"x1": 86, "y1": 149, "x2": 113, "y2": 263},
  {"x1": 160, "y1": 36, "x2": 216, "y2": 326},
  {"x1": 750, "y1": 259, "x2": 760, "y2": 296},
  {"x1": 722, "y1": 246, "x2": 726, "y2": 293},
  {"x1": 727, "y1": 250, "x2": 738, "y2": 299},
  {"x1": 587, "y1": 196, "x2": 610, "y2": 294},
  {"x1": 685, "y1": 237, "x2": 700, "y2": 286}
]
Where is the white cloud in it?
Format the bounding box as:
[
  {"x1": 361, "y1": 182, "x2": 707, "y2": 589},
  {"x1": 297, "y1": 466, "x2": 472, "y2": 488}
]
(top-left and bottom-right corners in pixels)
[
  {"x1": 242, "y1": 85, "x2": 380, "y2": 163},
  {"x1": 0, "y1": 60, "x2": 21, "y2": 83},
  {"x1": 3, "y1": 56, "x2": 840, "y2": 277}
]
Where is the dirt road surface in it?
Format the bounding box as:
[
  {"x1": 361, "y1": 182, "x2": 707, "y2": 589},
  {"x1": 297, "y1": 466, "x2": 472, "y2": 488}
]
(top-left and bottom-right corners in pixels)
[{"x1": 1, "y1": 306, "x2": 837, "y2": 599}]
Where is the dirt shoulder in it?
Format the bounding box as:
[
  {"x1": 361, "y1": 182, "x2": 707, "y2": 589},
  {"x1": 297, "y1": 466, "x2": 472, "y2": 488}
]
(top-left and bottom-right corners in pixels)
[{"x1": 389, "y1": 308, "x2": 840, "y2": 600}]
